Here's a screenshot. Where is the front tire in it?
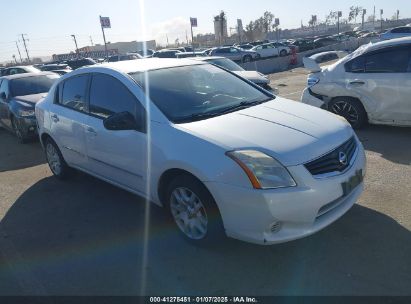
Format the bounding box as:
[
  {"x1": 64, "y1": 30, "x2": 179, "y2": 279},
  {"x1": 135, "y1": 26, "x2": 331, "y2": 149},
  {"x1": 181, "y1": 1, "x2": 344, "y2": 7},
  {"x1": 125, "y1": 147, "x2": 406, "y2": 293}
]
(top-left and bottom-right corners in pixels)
[
  {"x1": 165, "y1": 174, "x2": 224, "y2": 244},
  {"x1": 11, "y1": 117, "x2": 28, "y2": 144},
  {"x1": 280, "y1": 49, "x2": 287, "y2": 57},
  {"x1": 329, "y1": 97, "x2": 367, "y2": 129},
  {"x1": 44, "y1": 138, "x2": 70, "y2": 179}
]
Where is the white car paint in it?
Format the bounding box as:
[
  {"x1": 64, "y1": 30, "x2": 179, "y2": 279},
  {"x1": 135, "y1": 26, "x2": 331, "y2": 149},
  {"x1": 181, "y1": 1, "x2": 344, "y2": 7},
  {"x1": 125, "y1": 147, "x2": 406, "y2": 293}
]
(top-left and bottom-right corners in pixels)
[
  {"x1": 36, "y1": 58, "x2": 365, "y2": 245},
  {"x1": 302, "y1": 37, "x2": 411, "y2": 127},
  {"x1": 252, "y1": 43, "x2": 289, "y2": 58}
]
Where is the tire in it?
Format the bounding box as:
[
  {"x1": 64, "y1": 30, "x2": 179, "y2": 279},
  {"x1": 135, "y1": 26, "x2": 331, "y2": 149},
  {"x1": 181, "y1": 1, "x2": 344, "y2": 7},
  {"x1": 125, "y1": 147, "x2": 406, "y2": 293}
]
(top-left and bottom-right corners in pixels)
[
  {"x1": 280, "y1": 50, "x2": 287, "y2": 57},
  {"x1": 165, "y1": 174, "x2": 225, "y2": 245},
  {"x1": 243, "y1": 55, "x2": 252, "y2": 63},
  {"x1": 11, "y1": 117, "x2": 28, "y2": 144},
  {"x1": 44, "y1": 138, "x2": 70, "y2": 179},
  {"x1": 329, "y1": 97, "x2": 367, "y2": 129}
]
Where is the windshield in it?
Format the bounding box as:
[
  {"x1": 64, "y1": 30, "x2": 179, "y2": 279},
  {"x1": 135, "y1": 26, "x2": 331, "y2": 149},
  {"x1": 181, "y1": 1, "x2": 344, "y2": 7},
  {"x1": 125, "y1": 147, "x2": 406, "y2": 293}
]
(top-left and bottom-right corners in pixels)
[
  {"x1": 10, "y1": 74, "x2": 59, "y2": 97},
  {"x1": 207, "y1": 58, "x2": 244, "y2": 71},
  {"x1": 130, "y1": 64, "x2": 271, "y2": 123}
]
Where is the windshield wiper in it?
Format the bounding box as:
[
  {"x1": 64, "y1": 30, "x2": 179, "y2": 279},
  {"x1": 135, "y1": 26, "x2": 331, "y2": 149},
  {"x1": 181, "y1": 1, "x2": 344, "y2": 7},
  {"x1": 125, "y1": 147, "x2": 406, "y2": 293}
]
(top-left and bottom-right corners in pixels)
[{"x1": 174, "y1": 98, "x2": 271, "y2": 124}]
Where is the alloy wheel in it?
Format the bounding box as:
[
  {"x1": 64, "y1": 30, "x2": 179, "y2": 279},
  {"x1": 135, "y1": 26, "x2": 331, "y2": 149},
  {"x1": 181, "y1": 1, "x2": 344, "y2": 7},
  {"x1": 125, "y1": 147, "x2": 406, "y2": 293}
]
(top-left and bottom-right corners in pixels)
[
  {"x1": 170, "y1": 187, "x2": 208, "y2": 240},
  {"x1": 331, "y1": 101, "x2": 359, "y2": 124},
  {"x1": 46, "y1": 142, "x2": 62, "y2": 176}
]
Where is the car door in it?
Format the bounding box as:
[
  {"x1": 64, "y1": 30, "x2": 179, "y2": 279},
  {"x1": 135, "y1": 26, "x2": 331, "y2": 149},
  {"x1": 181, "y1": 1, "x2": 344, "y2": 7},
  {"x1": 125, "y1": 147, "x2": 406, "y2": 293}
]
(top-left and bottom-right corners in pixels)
[
  {"x1": 345, "y1": 45, "x2": 411, "y2": 124},
  {"x1": 266, "y1": 44, "x2": 279, "y2": 57},
  {"x1": 229, "y1": 47, "x2": 242, "y2": 61},
  {"x1": 0, "y1": 79, "x2": 12, "y2": 129},
  {"x1": 83, "y1": 72, "x2": 147, "y2": 194},
  {"x1": 49, "y1": 74, "x2": 90, "y2": 168}
]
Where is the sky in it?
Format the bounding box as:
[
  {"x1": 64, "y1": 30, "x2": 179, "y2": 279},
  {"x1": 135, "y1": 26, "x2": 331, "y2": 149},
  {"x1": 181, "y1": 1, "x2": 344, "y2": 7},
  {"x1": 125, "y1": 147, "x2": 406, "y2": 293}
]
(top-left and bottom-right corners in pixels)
[{"x1": 0, "y1": 0, "x2": 410, "y2": 62}]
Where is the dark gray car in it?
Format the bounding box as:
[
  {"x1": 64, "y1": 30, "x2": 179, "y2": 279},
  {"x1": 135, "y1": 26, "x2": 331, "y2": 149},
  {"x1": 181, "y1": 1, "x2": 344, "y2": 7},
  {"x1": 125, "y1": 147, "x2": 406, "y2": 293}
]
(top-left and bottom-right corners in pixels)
[{"x1": 0, "y1": 72, "x2": 59, "y2": 143}]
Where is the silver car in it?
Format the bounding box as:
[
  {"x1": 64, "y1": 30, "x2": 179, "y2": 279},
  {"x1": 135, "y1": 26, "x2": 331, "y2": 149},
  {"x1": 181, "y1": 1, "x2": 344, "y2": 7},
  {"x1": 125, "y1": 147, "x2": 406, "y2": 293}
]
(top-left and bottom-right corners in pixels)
[{"x1": 209, "y1": 46, "x2": 259, "y2": 63}]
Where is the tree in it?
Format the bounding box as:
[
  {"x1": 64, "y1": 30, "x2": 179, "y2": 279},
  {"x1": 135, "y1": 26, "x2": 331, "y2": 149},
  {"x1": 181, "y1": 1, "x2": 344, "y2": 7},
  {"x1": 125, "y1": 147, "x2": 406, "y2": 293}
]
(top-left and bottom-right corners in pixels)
[
  {"x1": 349, "y1": 6, "x2": 362, "y2": 23},
  {"x1": 262, "y1": 11, "x2": 274, "y2": 33},
  {"x1": 326, "y1": 11, "x2": 338, "y2": 25}
]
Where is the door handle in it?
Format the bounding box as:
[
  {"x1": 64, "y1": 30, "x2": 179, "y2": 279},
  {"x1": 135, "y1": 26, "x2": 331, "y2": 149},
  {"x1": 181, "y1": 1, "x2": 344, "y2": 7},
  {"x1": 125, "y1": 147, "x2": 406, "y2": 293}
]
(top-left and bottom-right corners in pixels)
[
  {"x1": 86, "y1": 127, "x2": 97, "y2": 135},
  {"x1": 51, "y1": 114, "x2": 59, "y2": 122},
  {"x1": 349, "y1": 80, "x2": 365, "y2": 85}
]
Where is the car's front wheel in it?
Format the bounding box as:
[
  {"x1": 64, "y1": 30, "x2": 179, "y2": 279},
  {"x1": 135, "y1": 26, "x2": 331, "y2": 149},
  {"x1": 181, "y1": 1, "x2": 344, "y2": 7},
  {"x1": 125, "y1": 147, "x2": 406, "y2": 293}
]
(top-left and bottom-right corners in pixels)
[
  {"x1": 44, "y1": 138, "x2": 70, "y2": 179},
  {"x1": 329, "y1": 97, "x2": 367, "y2": 129},
  {"x1": 243, "y1": 55, "x2": 252, "y2": 63},
  {"x1": 280, "y1": 49, "x2": 287, "y2": 57},
  {"x1": 11, "y1": 117, "x2": 28, "y2": 144},
  {"x1": 165, "y1": 174, "x2": 224, "y2": 244}
]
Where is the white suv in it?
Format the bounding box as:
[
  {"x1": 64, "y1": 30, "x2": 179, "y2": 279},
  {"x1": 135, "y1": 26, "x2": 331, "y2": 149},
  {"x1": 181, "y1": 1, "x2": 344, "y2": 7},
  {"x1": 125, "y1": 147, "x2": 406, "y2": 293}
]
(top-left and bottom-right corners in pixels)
[
  {"x1": 36, "y1": 59, "x2": 365, "y2": 245},
  {"x1": 302, "y1": 37, "x2": 411, "y2": 129}
]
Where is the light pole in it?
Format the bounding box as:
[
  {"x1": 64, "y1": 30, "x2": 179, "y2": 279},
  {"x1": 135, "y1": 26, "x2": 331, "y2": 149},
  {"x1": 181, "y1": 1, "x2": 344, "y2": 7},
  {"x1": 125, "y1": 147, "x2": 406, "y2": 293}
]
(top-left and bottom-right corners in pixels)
[
  {"x1": 12, "y1": 55, "x2": 17, "y2": 64},
  {"x1": 380, "y1": 9, "x2": 384, "y2": 32},
  {"x1": 337, "y1": 11, "x2": 342, "y2": 36},
  {"x1": 71, "y1": 35, "x2": 79, "y2": 58},
  {"x1": 362, "y1": 9, "x2": 367, "y2": 29}
]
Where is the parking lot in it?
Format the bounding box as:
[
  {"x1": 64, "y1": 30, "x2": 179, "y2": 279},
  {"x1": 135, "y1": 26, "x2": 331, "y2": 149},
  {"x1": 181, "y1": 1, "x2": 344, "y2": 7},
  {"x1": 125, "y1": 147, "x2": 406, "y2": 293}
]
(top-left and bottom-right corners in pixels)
[{"x1": 0, "y1": 66, "x2": 410, "y2": 296}]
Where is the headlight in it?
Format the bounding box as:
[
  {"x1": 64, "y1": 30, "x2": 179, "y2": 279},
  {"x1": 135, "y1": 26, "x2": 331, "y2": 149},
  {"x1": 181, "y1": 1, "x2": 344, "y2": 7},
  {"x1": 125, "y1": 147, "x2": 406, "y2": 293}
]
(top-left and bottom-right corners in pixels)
[
  {"x1": 226, "y1": 150, "x2": 297, "y2": 189},
  {"x1": 307, "y1": 77, "x2": 320, "y2": 87},
  {"x1": 18, "y1": 108, "x2": 35, "y2": 117}
]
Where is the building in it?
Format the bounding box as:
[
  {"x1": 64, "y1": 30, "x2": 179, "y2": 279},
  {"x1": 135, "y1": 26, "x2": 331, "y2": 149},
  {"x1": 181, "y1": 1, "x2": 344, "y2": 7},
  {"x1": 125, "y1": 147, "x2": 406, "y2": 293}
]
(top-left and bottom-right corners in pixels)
[
  {"x1": 52, "y1": 40, "x2": 156, "y2": 61},
  {"x1": 214, "y1": 16, "x2": 228, "y2": 43}
]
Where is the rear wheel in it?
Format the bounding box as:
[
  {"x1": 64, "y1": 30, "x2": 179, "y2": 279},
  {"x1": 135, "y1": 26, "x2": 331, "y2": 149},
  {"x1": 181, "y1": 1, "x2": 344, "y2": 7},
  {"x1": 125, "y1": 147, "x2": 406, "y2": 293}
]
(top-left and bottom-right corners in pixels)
[
  {"x1": 165, "y1": 174, "x2": 224, "y2": 244},
  {"x1": 44, "y1": 138, "x2": 70, "y2": 179},
  {"x1": 280, "y1": 49, "x2": 287, "y2": 57},
  {"x1": 329, "y1": 97, "x2": 367, "y2": 129},
  {"x1": 243, "y1": 55, "x2": 252, "y2": 63}
]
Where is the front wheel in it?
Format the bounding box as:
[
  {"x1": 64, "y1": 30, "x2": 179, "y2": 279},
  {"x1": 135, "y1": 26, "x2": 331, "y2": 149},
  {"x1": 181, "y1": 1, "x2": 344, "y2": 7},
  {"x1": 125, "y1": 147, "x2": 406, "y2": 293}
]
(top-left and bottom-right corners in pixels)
[
  {"x1": 165, "y1": 175, "x2": 224, "y2": 244},
  {"x1": 280, "y1": 49, "x2": 287, "y2": 57},
  {"x1": 44, "y1": 138, "x2": 71, "y2": 179},
  {"x1": 11, "y1": 117, "x2": 28, "y2": 144},
  {"x1": 329, "y1": 97, "x2": 367, "y2": 129}
]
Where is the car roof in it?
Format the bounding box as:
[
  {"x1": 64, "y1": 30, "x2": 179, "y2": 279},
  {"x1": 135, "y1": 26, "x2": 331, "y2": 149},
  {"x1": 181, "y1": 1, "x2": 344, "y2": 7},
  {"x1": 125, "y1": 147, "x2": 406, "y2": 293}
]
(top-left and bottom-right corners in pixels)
[
  {"x1": 365, "y1": 37, "x2": 411, "y2": 52},
  {"x1": 91, "y1": 58, "x2": 205, "y2": 74},
  {"x1": 0, "y1": 71, "x2": 56, "y2": 80}
]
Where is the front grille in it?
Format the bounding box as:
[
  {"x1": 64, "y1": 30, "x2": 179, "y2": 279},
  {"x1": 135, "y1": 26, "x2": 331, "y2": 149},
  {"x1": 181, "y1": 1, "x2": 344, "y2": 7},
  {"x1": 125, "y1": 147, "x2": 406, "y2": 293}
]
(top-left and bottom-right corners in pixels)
[{"x1": 305, "y1": 137, "x2": 357, "y2": 176}]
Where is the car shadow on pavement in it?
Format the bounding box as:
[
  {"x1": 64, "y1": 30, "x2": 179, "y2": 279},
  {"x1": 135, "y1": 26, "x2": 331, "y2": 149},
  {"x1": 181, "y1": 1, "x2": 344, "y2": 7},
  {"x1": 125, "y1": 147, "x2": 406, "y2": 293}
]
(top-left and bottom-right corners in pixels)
[
  {"x1": 0, "y1": 173, "x2": 410, "y2": 296},
  {"x1": 357, "y1": 124, "x2": 411, "y2": 166},
  {"x1": 0, "y1": 129, "x2": 45, "y2": 172}
]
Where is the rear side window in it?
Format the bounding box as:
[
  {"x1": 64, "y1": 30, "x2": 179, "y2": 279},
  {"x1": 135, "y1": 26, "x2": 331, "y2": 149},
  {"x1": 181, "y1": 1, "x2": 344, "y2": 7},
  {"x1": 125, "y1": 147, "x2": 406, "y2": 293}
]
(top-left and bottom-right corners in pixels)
[
  {"x1": 89, "y1": 73, "x2": 145, "y2": 128},
  {"x1": 365, "y1": 48, "x2": 411, "y2": 73},
  {"x1": 59, "y1": 75, "x2": 89, "y2": 111},
  {"x1": 391, "y1": 27, "x2": 411, "y2": 34}
]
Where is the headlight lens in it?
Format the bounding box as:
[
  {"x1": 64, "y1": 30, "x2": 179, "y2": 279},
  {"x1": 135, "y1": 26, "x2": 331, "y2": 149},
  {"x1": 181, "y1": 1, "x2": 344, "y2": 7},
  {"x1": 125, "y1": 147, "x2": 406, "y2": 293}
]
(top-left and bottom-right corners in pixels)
[
  {"x1": 307, "y1": 77, "x2": 320, "y2": 87},
  {"x1": 226, "y1": 150, "x2": 297, "y2": 189},
  {"x1": 18, "y1": 108, "x2": 35, "y2": 117}
]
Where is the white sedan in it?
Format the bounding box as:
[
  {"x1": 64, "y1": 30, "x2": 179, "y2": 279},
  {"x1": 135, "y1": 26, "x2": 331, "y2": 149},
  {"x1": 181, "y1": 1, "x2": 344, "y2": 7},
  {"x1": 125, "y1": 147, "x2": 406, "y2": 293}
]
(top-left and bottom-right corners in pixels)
[
  {"x1": 302, "y1": 37, "x2": 411, "y2": 128},
  {"x1": 36, "y1": 59, "x2": 365, "y2": 245},
  {"x1": 252, "y1": 43, "x2": 290, "y2": 58}
]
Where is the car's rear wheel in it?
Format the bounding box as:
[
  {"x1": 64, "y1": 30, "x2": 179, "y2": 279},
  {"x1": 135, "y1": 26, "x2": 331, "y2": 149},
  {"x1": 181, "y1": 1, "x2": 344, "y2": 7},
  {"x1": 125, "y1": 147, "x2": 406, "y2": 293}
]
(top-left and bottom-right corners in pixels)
[
  {"x1": 44, "y1": 138, "x2": 70, "y2": 179},
  {"x1": 165, "y1": 174, "x2": 224, "y2": 244},
  {"x1": 280, "y1": 49, "x2": 287, "y2": 57},
  {"x1": 243, "y1": 55, "x2": 252, "y2": 63},
  {"x1": 11, "y1": 117, "x2": 28, "y2": 144},
  {"x1": 329, "y1": 97, "x2": 367, "y2": 129}
]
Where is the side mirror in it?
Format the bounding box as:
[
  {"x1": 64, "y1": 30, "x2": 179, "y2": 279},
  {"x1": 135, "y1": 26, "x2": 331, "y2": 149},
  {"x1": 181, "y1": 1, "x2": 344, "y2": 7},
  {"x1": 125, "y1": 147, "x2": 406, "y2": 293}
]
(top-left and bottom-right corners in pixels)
[
  {"x1": 103, "y1": 111, "x2": 143, "y2": 132},
  {"x1": 0, "y1": 92, "x2": 7, "y2": 102}
]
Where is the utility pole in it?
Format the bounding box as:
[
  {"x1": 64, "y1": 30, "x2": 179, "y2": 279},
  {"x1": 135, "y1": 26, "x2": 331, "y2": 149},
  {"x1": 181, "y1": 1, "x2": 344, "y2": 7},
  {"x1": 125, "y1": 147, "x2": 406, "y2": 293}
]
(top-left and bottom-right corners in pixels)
[
  {"x1": 337, "y1": 11, "x2": 342, "y2": 36},
  {"x1": 89, "y1": 36, "x2": 94, "y2": 46},
  {"x1": 380, "y1": 9, "x2": 384, "y2": 32},
  {"x1": 373, "y1": 6, "x2": 376, "y2": 28},
  {"x1": 186, "y1": 30, "x2": 189, "y2": 45},
  {"x1": 166, "y1": 34, "x2": 169, "y2": 47},
  {"x1": 12, "y1": 55, "x2": 17, "y2": 64},
  {"x1": 15, "y1": 41, "x2": 23, "y2": 63},
  {"x1": 71, "y1": 35, "x2": 79, "y2": 58},
  {"x1": 20, "y1": 34, "x2": 30, "y2": 64},
  {"x1": 396, "y1": 10, "x2": 400, "y2": 21}
]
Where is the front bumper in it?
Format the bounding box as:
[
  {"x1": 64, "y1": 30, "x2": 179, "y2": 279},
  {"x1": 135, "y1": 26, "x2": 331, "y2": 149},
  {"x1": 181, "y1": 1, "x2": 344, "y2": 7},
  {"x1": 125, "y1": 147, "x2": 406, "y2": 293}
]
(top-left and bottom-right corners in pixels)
[
  {"x1": 301, "y1": 87, "x2": 326, "y2": 109},
  {"x1": 205, "y1": 139, "x2": 366, "y2": 245}
]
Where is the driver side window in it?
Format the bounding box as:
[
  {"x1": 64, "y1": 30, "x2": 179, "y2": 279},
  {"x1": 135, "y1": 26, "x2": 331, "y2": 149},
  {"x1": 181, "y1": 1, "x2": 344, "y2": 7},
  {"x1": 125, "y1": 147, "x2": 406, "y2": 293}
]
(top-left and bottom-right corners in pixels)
[{"x1": 0, "y1": 80, "x2": 9, "y2": 99}]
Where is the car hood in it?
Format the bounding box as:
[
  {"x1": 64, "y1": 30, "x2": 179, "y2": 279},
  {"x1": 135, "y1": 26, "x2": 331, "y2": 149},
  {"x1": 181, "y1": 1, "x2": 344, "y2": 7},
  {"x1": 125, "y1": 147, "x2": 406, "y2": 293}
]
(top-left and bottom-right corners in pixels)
[
  {"x1": 177, "y1": 98, "x2": 353, "y2": 166},
  {"x1": 233, "y1": 71, "x2": 269, "y2": 84},
  {"x1": 14, "y1": 93, "x2": 47, "y2": 107}
]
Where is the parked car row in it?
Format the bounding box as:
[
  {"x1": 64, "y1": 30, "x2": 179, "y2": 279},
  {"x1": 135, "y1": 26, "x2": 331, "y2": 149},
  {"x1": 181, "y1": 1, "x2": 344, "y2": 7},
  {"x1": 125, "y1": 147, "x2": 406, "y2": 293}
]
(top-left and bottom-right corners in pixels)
[{"x1": 302, "y1": 37, "x2": 411, "y2": 128}]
